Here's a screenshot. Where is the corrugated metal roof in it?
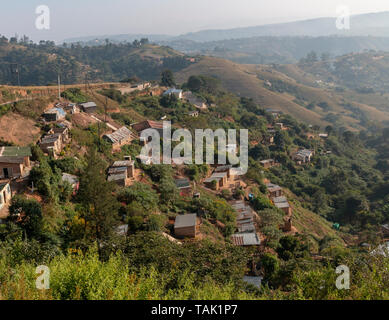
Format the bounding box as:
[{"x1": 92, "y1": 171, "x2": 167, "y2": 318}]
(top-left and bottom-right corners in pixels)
[
  {"x1": 266, "y1": 183, "x2": 282, "y2": 192},
  {"x1": 112, "y1": 160, "x2": 134, "y2": 167},
  {"x1": 41, "y1": 135, "x2": 61, "y2": 144},
  {"x1": 231, "y1": 233, "x2": 260, "y2": 246},
  {"x1": 238, "y1": 223, "x2": 256, "y2": 232},
  {"x1": 108, "y1": 167, "x2": 127, "y2": 175},
  {"x1": 132, "y1": 120, "x2": 164, "y2": 132},
  {"x1": 44, "y1": 107, "x2": 66, "y2": 117},
  {"x1": 296, "y1": 149, "x2": 314, "y2": 157},
  {"x1": 275, "y1": 202, "x2": 290, "y2": 209},
  {"x1": 103, "y1": 127, "x2": 134, "y2": 144},
  {"x1": 174, "y1": 214, "x2": 197, "y2": 229},
  {"x1": 80, "y1": 102, "x2": 97, "y2": 109}
]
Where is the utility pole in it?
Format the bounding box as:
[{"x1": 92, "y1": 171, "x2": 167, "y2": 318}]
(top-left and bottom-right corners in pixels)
[
  {"x1": 105, "y1": 96, "x2": 108, "y2": 123},
  {"x1": 58, "y1": 74, "x2": 61, "y2": 100}
]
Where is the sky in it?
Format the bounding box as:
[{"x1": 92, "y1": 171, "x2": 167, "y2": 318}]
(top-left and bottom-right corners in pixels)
[{"x1": 1, "y1": 0, "x2": 389, "y2": 42}]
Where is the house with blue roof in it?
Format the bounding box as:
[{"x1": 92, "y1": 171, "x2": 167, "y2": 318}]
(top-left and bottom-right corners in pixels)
[{"x1": 42, "y1": 107, "x2": 66, "y2": 122}]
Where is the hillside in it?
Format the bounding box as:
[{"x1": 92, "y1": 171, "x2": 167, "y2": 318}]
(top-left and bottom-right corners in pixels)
[
  {"x1": 0, "y1": 41, "x2": 192, "y2": 86},
  {"x1": 0, "y1": 77, "x2": 388, "y2": 300},
  {"x1": 176, "y1": 56, "x2": 389, "y2": 129},
  {"x1": 297, "y1": 51, "x2": 389, "y2": 93},
  {"x1": 167, "y1": 36, "x2": 389, "y2": 64}
]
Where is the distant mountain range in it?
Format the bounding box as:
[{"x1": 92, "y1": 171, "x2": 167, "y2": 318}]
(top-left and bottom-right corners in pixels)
[
  {"x1": 65, "y1": 11, "x2": 389, "y2": 44},
  {"x1": 63, "y1": 11, "x2": 389, "y2": 65}
]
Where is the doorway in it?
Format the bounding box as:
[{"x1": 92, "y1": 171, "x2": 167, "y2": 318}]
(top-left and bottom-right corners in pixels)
[{"x1": 3, "y1": 168, "x2": 9, "y2": 179}]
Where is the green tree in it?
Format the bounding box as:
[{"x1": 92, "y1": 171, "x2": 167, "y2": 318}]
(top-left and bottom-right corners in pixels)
[
  {"x1": 118, "y1": 182, "x2": 159, "y2": 213},
  {"x1": 161, "y1": 69, "x2": 175, "y2": 87},
  {"x1": 9, "y1": 196, "x2": 43, "y2": 239},
  {"x1": 77, "y1": 148, "x2": 119, "y2": 257}
]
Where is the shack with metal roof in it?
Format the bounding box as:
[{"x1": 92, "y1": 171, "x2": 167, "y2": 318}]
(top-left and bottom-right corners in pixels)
[
  {"x1": 103, "y1": 126, "x2": 135, "y2": 151},
  {"x1": 79, "y1": 102, "x2": 97, "y2": 113},
  {"x1": 0, "y1": 146, "x2": 31, "y2": 179},
  {"x1": 174, "y1": 213, "x2": 199, "y2": 238}
]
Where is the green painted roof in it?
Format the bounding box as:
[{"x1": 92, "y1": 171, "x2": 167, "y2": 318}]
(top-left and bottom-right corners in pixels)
[{"x1": 0, "y1": 146, "x2": 32, "y2": 157}]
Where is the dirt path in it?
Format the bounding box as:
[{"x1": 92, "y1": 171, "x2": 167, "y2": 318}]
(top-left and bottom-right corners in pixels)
[{"x1": 0, "y1": 113, "x2": 40, "y2": 145}]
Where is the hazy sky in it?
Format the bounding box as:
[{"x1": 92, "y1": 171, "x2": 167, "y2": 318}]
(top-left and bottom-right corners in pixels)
[{"x1": 1, "y1": 0, "x2": 389, "y2": 42}]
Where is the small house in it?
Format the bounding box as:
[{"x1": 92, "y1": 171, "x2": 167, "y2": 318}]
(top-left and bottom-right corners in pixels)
[
  {"x1": 274, "y1": 200, "x2": 292, "y2": 216},
  {"x1": 260, "y1": 159, "x2": 275, "y2": 169},
  {"x1": 132, "y1": 120, "x2": 164, "y2": 136},
  {"x1": 111, "y1": 159, "x2": 135, "y2": 178},
  {"x1": 183, "y1": 91, "x2": 207, "y2": 109},
  {"x1": 266, "y1": 183, "x2": 282, "y2": 198},
  {"x1": 293, "y1": 149, "x2": 314, "y2": 164},
  {"x1": 40, "y1": 134, "x2": 63, "y2": 156},
  {"x1": 0, "y1": 147, "x2": 31, "y2": 179},
  {"x1": 214, "y1": 165, "x2": 240, "y2": 187},
  {"x1": 204, "y1": 172, "x2": 228, "y2": 190},
  {"x1": 107, "y1": 159, "x2": 135, "y2": 187},
  {"x1": 62, "y1": 173, "x2": 79, "y2": 195},
  {"x1": 103, "y1": 126, "x2": 135, "y2": 151},
  {"x1": 79, "y1": 102, "x2": 97, "y2": 113},
  {"x1": 53, "y1": 126, "x2": 70, "y2": 144},
  {"x1": 272, "y1": 196, "x2": 292, "y2": 215},
  {"x1": 175, "y1": 178, "x2": 192, "y2": 197},
  {"x1": 42, "y1": 107, "x2": 66, "y2": 122},
  {"x1": 174, "y1": 213, "x2": 199, "y2": 238}
]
